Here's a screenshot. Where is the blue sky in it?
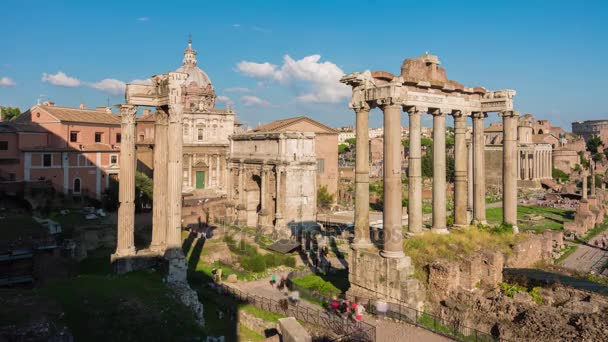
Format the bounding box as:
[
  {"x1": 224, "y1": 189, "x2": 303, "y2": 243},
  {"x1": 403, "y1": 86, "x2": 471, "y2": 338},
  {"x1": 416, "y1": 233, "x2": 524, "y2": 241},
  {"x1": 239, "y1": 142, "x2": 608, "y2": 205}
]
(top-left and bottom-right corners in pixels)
[{"x1": 1, "y1": 0, "x2": 607, "y2": 130}]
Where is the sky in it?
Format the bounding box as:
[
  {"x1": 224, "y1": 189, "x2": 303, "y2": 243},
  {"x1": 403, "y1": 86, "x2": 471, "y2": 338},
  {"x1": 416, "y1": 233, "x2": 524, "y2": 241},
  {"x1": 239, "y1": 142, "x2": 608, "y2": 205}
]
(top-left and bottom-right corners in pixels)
[{"x1": 1, "y1": 0, "x2": 607, "y2": 130}]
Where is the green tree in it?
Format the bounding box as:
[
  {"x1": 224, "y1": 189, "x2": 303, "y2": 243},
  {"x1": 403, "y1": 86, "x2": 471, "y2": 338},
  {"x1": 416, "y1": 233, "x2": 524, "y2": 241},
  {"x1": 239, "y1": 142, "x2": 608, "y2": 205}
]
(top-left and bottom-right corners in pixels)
[
  {"x1": 317, "y1": 185, "x2": 334, "y2": 210},
  {"x1": 345, "y1": 138, "x2": 356, "y2": 146},
  {"x1": 338, "y1": 144, "x2": 350, "y2": 154},
  {"x1": 402, "y1": 139, "x2": 410, "y2": 149},
  {"x1": 586, "y1": 135, "x2": 603, "y2": 154},
  {"x1": 593, "y1": 152, "x2": 604, "y2": 162},
  {"x1": 1, "y1": 106, "x2": 21, "y2": 121},
  {"x1": 445, "y1": 136, "x2": 455, "y2": 148},
  {"x1": 552, "y1": 168, "x2": 569, "y2": 182},
  {"x1": 422, "y1": 151, "x2": 433, "y2": 178},
  {"x1": 102, "y1": 171, "x2": 153, "y2": 212},
  {"x1": 421, "y1": 137, "x2": 433, "y2": 148}
]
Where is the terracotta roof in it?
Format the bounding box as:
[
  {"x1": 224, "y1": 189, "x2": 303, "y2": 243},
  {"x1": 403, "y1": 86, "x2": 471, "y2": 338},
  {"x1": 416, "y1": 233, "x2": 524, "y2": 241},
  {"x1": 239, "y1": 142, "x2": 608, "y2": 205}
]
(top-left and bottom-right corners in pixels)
[
  {"x1": 532, "y1": 133, "x2": 558, "y2": 144},
  {"x1": 255, "y1": 116, "x2": 338, "y2": 134},
  {"x1": 484, "y1": 124, "x2": 503, "y2": 133},
  {"x1": 137, "y1": 113, "x2": 156, "y2": 122},
  {"x1": 32, "y1": 105, "x2": 121, "y2": 125},
  {"x1": 0, "y1": 121, "x2": 48, "y2": 133}
]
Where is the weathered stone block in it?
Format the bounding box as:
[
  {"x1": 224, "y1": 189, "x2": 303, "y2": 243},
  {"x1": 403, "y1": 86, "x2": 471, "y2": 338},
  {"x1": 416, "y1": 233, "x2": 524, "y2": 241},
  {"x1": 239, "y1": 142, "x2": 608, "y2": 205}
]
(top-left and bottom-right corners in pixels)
[{"x1": 278, "y1": 317, "x2": 311, "y2": 342}]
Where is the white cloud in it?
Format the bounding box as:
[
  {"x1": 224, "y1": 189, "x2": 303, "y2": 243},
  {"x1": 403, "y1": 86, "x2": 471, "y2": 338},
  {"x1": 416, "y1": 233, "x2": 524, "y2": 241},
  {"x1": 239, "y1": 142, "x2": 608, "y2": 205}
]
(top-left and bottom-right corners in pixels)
[
  {"x1": 232, "y1": 24, "x2": 241, "y2": 28},
  {"x1": 236, "y1": 61, "x2": 279, "y2": 79},
  {"x1": 0, "y1": 77, "x2": 15, "y2": 87},
  {"x1": 130, "y1": 79, "x2": 153, "y2": 85},
  {"x1": 216, "y1": 95, "x2": 233, "y2": 106},
  {"x1": 137, "y1": 17, "x2": 149, "y2": 22},
  {"x1": 235, "y1": 54, "x2": 350, "y2": 103},
  {"x1": 42, "y1": 72, "x2": 81, "y2": 87},
  {"x1": 241, "y1": 95, "x2": 270, "y2": 107},
  {"x1": 225, "y1": 87, "x2": 250, "y2": 93},
  {"x1": 88, "y1": 78, "x2": 126, "y2": 95}
]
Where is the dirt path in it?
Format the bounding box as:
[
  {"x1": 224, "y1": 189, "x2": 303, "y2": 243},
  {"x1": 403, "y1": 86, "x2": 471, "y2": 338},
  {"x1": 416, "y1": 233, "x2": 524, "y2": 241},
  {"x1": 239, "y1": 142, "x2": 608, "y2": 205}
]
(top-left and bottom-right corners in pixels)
[{"x1": 227, "y1": 276, "x2": 451, "y2": 342}]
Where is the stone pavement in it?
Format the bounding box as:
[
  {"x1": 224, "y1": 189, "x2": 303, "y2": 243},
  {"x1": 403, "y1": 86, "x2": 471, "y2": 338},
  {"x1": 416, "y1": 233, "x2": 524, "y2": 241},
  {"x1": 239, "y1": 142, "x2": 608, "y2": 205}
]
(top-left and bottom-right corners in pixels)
[
  {"x1": 562, "y1": 237, "x2": 608, "y2": 275},
  {"x1": 226, "y1": 275, "x2": 451, "y2": 342}
]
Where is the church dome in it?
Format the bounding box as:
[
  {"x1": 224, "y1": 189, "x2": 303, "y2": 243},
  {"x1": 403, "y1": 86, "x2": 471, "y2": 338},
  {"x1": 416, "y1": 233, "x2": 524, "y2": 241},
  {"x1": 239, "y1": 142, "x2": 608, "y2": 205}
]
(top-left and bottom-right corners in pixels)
[{"x1": 175, "y1": 38, "x2": 216, "y2": 111}]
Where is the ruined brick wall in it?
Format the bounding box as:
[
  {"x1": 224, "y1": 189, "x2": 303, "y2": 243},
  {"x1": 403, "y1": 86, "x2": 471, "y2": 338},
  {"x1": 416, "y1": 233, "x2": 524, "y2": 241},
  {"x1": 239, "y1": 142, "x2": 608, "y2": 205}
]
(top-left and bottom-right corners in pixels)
[{"x1": 506, "y1": 231, "x2": 563, "y2": 268}]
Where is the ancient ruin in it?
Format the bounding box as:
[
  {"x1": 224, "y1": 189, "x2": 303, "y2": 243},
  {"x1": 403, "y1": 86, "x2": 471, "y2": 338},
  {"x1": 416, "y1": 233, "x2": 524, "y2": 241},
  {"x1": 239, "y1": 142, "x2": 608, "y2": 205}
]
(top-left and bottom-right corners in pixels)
[
  {"x1": 110, "y1": 39, "x2": 205, "y2": 326},
  {"x1": 340, "y1": 53, "x2": 518, "y2": 307}
]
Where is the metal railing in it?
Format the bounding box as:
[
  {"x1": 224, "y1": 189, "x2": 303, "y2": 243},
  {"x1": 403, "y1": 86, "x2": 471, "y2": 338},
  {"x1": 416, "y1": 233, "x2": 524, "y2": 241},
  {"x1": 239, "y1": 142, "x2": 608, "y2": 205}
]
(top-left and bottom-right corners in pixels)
[
  {"x1": 216, "y1": 283, "x2": 375, "y2": 341},
  {"x1": 287, "y1": 270, "x2": 501, "y2": 342}
]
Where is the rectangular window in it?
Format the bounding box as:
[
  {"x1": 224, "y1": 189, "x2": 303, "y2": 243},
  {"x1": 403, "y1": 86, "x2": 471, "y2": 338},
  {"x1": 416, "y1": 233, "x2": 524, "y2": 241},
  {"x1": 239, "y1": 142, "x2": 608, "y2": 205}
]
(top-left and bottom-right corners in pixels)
[
  {"x1": 0, "y1": 141, "x2": 8, "y2": 150},
  {"x1": 95, "y1": 132, "x2": 102, "y2": 143},
  {"x1": 70, "y1": 131, "x2": 79, "y2": 142},
  {"x1": 110, "y1": 154, "x2": 118, "y2": 165},
  {"x1": 116, "y1": 133, "x2": 121, "y2": 143},
  {"x1": 317, "y1": 159, "x2": 325, "y2": 174},
  {"x1": 43, "y1": 154, "x2": 52, "y2": 167},
  {"x1": 198, "y1": 128, "x2": 204, "y2": 141}
]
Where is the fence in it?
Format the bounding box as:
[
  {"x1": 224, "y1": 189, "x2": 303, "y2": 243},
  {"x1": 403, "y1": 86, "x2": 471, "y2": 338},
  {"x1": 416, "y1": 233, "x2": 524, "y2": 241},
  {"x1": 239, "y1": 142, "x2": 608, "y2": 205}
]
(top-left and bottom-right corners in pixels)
[
  {"x1": 217, "y1": 283, "x2": 375, "y2": 341},
  {"x1": 287, "y1": 270, "x2": 501, "y2": 342}
]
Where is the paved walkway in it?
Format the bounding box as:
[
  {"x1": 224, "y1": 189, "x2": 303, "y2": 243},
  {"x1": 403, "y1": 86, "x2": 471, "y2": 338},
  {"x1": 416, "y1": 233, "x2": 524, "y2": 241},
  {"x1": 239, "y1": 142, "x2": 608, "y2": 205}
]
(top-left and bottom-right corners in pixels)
[
  {"x1": 562, "y1": 234, "x2": 608, "y2": 275},
  {"x1": 227, "y1": 276, "x2": 451, "y2": 342}
]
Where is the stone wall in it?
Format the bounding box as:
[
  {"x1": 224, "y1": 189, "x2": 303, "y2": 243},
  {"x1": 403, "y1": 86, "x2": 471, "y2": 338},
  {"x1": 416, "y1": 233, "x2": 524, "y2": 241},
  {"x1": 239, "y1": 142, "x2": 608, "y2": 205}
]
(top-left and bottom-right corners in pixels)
[
  {"x1": 238, "y1": 310, "x2": 277, "y2": 338},
  {"x1": 506, "y1": 230, "x2": 564, "y2": 268}
]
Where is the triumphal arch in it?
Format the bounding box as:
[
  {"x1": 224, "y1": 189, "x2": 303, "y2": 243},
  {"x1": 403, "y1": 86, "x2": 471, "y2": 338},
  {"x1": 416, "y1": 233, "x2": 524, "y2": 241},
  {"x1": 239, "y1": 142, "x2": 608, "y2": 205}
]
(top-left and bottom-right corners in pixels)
[{"x1": 341, "y1": 53, "x2": 517, "y2": 308}]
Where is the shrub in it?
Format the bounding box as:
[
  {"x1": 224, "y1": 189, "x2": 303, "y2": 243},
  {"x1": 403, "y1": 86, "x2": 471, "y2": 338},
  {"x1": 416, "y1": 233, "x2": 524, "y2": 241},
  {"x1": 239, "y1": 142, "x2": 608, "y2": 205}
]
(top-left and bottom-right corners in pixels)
[
  {"x1": 241, "y1": 255, "x2": 266, "y2": 272},
  {"x1": 317, "y1": 186, "x2": 334, "y2": 210},
  {"x1": 499, "y1": 282, "x2": 526, "y2": 298},
  {"x1": 283, "y1": 256, "x2": 296, "y2": 268},
  {"x1": 552, "y1": 168, "x2": 569, "y2": 182},
  {"x1": 529, "y1": 287, "x2": 543, "y2": 304}
]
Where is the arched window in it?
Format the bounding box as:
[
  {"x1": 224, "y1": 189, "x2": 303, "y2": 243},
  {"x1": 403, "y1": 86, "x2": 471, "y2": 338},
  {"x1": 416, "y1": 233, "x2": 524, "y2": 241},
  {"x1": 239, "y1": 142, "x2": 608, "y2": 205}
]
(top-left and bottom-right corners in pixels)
[{"x1": 73, "y1": 178, "x2": 81, "y2": 194}]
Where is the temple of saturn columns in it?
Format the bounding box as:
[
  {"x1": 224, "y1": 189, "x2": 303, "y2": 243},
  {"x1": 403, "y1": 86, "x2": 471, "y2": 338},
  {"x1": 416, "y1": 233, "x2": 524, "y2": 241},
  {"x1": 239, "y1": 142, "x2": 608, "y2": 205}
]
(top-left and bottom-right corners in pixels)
[{"x1": 340, "y1": 53, "x2": 518, "y2": 307}]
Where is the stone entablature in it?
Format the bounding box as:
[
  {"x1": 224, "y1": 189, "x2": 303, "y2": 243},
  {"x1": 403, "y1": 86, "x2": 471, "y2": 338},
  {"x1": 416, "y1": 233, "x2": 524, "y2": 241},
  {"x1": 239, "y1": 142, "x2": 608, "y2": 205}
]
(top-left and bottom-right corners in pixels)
[{"x1": 230, "y1": 132, "x2": 316, "y2": 164}]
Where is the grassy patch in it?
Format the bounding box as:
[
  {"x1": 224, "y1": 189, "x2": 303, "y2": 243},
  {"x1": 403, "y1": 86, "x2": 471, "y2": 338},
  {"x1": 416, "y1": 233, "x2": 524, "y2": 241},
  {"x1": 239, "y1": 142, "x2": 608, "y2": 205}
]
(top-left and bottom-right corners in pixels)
[
  {"x1": 486, "y1": 205, "x2": 573, "y2": 232},
  {"x1": 555, "y1": 244, "x2": 580, "y2": 265},
  {"x1": 404, "y1": 228, "x2": 522, "y2": 280},
  {"x1": 579, "y1": 220, "x2": 608, "y2": 243},
  {"x1": 0, "y1": 214, "x2": 45, "y2": 240},
  {"x1": 240, "y1": 304, "x2": 286, "y2": 323},
  {"x1": 292, "y1": 274, "x2": 342, "y2": 297},
  {"x1": 239, "y1": 324, "x2": 265, "y2": 341},
  {"x1": 37, "y1": 271, "x2": 204, "y2": 341}
]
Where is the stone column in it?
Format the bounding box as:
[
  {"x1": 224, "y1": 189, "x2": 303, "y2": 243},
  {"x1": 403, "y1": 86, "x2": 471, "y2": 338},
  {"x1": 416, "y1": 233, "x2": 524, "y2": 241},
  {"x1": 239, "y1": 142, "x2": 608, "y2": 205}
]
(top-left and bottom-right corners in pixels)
[
  {"x1": 216, "y1": 154, "x2": 221, "y2": 188},
  {"x1": 591, "y1": 161, "x2": 596, "y2": 197},
  {"x1": 380, "y1": 102, "x2": 404, "y2": 258},
  {"x1": 150, "y1": 107, "x2": 169, "y2": 252},
  {"x1": 408, "y1": 107, "x2": 425, "y2": 234},
  {"x1": 467, "y1": 140, "x2": 473, "y2": 215},
  {"x1": 260, "y1": 166, "x2": 267, "y2": 213},
  {"x1": 431, "y1": 109, "x2": 448, "y2": 234},
  {"x1": 274, "y1": 166, "x2": 285, "y2": 231},
  {"x1": 165, "y1": 72, "x2": 187, "y2": 255},
  {"x1": 114, "y1": 104, "x2": 137, "y2": 257},
  {"x1": 452, "y1": 111, "x2": 467, "y2": 228},
  {"x1": 582, "y1": 171, "x2": 588, "y2": 199},
  {"x1": 472, "y1": 112, "x2": 487, "y2": 224},
  {"x1": 353, "y1": 105, "x2": 373, "y2": 248},
  {"x1": 502, "y1": 111, "x2": 519, "y2": 233},
  {"x1": 208, "y1": 156, "x2": 213, "y2": 187}
]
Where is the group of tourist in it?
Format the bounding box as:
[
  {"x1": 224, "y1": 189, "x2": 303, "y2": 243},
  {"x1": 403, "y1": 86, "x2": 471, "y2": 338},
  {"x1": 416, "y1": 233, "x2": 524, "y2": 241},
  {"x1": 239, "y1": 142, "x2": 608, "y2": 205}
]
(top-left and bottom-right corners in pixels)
[{"x1": 329, "y1": 296, "x2": 365, "y2": 323}]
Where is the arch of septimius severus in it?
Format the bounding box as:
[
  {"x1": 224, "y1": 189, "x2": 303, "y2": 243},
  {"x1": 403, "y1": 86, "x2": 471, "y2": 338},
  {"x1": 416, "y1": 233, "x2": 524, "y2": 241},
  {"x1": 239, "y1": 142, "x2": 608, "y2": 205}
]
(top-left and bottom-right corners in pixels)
[{"x1": 340, "y1": 53, "x2": 517, "y2": 308}]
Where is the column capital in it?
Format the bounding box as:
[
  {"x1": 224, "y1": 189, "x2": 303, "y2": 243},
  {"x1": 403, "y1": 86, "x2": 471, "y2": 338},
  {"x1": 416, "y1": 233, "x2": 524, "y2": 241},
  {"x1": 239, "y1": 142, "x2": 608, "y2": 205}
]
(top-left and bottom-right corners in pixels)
[
  {"x1": 120, "y1": 104, "x2": 137, "y2": 124},
  {"x1": 168, "y1": 106, "x2": 184, "y2": 123},
  {"x1": 376, "y1": 97, "x2": 405, "y2": 109},
  {"x1": 500, "y1": 110, "x2": 520, "y2": 118},
  {"x1": 351, "y1": 101, "x2": 371, "y2": 113},
  {"x1": 154, "y1": 107, "x2": 169, "y2": 126},
  {"x1": 429, "y1": 108, "x2": 449, "y2": 117},
  {"x1": 406, "y1": 106, "x2": 428, "y2": 114},
  {"x1": 471, "y1": 111, "x2": 488, "y2": 119},
  {"x1": 450, "y1": 110, "x2": 469, "y2": 119}
]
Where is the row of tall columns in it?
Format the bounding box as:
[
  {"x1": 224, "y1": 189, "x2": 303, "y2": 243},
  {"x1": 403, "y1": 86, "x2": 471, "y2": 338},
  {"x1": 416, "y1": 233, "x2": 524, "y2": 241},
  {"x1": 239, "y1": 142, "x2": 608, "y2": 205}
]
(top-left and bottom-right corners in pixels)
[
  {"x1": 519, "y1": 149, "x2": 552, "y2": 181},
  {"x1": 115, "y1": 105, "x2": 137, "y2": 256},
  {"x1": 349, "y1": 104, "x2": 520, "y2": 256}
]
